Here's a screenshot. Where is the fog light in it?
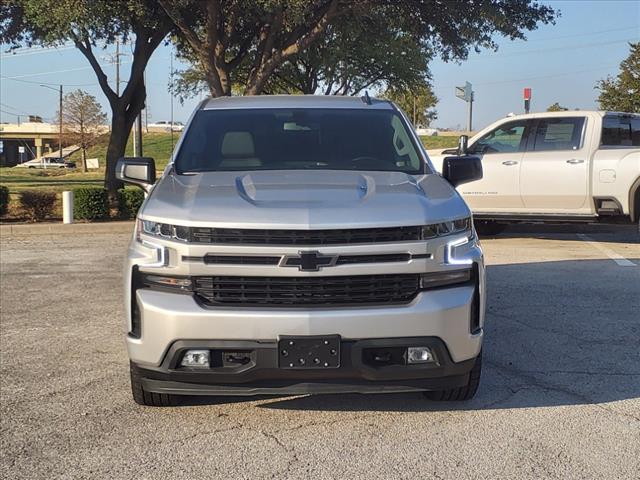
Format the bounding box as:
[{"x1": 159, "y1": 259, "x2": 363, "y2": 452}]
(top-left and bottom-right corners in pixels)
[
  {"x1": 407, "y1": 347, "x2": 434, "y2": 364},
  {"x1": 181, "y1": 349, "x2": 210, "y2": 368}
]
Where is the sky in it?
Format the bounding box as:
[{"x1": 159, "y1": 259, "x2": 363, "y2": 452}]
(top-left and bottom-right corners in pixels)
[{"x1": 1, "y1": 0, "x2": 639, "y2": 132}]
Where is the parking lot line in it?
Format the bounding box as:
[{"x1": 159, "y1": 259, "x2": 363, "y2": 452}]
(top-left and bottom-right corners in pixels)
[{"x1": 576, "y1": 234, "x2": 637, "y2": 267}]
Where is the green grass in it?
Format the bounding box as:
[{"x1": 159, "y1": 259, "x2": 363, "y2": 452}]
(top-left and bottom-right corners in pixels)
[
  {"x1": 0, "y1": 131, "x2": 459, "y2": 217},
  {"x1": 420, "y1": 135, "x2": 460, "y2": 150}
]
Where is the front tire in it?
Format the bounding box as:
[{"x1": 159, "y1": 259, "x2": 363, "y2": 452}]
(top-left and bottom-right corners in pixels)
[
  {"x1": 130, "y1": 363, "x2": 178, "y2": 407},
  {"x1": 423, "y1": 352, "x2": 482, "y2": 401}
]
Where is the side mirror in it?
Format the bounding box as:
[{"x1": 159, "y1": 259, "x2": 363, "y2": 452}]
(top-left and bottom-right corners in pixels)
[
  {"x1": 116, "y1": 157, "x2": 156, "y2": 189},
  {"x1": 457, "y1": 135, "x2": 469, "y2": 155},
  {"x1": 443, "y1": 155, "x2": 482, "y2": 187}
]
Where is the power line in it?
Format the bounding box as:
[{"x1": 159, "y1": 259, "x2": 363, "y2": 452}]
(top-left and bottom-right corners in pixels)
[
  {"x1": 0, "y1": 102, "x2": 31, "y2": 115},
  {"x1": 522, "y1": 25, "x2": 639, "y2": 42},
  {"x1": 1, "y1": 75, "x2": 98, "y2": 87},
  {"x1": 1, "y1": 45, "x2": 76, "y2": 60},
  {"x1": 3, "y1": 60, "x2": 132, "y2": 80},
  {"x1": 469, "y1": 38, "x2": 638, "y2": 60},
  {"x1": 0, "y1": 109, "x2": 21, "y2": 117},
  {"x1": 475, "y1": 64, "x2": 618, "y2": 86}
]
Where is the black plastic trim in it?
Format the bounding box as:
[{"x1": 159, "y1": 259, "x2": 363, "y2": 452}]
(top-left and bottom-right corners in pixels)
[{"x1": 133, "y1": 337, "x2": 478, "y2": 396}]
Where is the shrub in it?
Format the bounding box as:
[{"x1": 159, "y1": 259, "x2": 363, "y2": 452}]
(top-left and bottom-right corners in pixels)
[
  {"x1": 117, "y1": 189, "x2": 145, "y2": 219},
  {"x1": 0, "y1": 186, "x2": 9, "y2": 216},
  {"x1": 19, "y1": 190, "x2": 57, "y2": 222},
  {"x1": 74, "y1": 187, "x2": 108, "y2": 220}
]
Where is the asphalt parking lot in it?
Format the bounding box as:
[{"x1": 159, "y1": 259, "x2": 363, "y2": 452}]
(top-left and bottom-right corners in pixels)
[{"x1": 1, "y1": 223, "x2": 639, "y2": 479}]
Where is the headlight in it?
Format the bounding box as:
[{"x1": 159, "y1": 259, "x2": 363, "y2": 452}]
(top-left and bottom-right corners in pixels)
[
  {"x1": 421, "y1": 217, "x2": 471, "y2": 239},
  {"x1": 136, "y1": 220, "x2": 190, "y2": 242}
]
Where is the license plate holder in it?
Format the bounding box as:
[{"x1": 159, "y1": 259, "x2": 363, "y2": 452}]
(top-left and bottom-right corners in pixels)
[{"x1": 278, "y1": 335, "x2": 341, "y2": 369}]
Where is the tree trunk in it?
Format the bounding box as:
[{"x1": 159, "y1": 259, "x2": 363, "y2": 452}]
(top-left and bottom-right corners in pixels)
[
  {"x1": 104, "y1": 106, "x2": 135, "y2": 201},
  {"x1": 82, "y1": 147, "x2": 87, "y2": 173}
]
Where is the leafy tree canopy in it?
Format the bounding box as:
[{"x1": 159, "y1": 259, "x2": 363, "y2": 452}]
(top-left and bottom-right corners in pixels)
[
  {"x1": 547, "y1": 102, "x2": 569, "y2": 112},
  {"x1": 163, "y1": 0, "x2": 557, "y2": 97},
  {"x1": 596, "y1": 42, "x2": 640, "y2": 113},
  {"x1": 382, "y1": 84, "x2": 438, "y2": 127}
]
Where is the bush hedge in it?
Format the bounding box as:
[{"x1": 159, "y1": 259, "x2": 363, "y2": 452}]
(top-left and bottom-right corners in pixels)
[
  {"x1": 74, "y1": 187, "x2": 108, "y2": 220},
  {"x1": 19, "y1": 190, "x2": 57, "y2": 222},
  {"x1": 117, "y1": 189, "x2": 145, "y2": 219},
  {"x1": 0, "y1": 186, "x2": 9, "y2": 216}
]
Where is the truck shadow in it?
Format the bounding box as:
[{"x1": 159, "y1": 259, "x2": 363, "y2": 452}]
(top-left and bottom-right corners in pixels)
[
  {"x1": 180, "y1": 258, "x2": 640, "y2": 412},
  {"x1": 482, "y1": 223, "x2": 639, "y2": 244}
]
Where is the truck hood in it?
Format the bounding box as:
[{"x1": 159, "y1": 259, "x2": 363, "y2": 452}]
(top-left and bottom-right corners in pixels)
[{"x1": 141, "y1": 170, "x2": 470, "y2": 229}]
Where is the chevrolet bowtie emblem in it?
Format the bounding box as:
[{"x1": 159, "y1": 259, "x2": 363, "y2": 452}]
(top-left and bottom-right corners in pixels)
[{"x1": 282, "y1": 251, "x2": 338, "y2": 272}]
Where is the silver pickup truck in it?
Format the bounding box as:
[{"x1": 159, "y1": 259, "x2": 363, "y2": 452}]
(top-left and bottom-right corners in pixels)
[{"x1": 116, "y1": 95, "x2": 485, "y2": 406}]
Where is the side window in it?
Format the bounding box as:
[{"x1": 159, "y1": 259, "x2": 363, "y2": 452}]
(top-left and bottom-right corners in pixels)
[
  {"x1": 601, "y1": 115, "x2": 640, "y2": 147},
  {"x1": 532, "y1": 117, "x2": 585, "y2": 151},
  {"x1": 391, "y1": 115, "x2": 420, "y2": 170},
  {"x1": 472, "y1": 121, "x2": 528, "y2": 154}
]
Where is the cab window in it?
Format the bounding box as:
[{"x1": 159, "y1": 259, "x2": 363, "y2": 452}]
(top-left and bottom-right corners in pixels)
[
  {"x1": 601, "y1": 115, "x2": 640, "y2": 147},
  {"x1": 472, "y1": 121, "x2": 528, "y2": 154},
  {"x1": 532, "y1": 117, "x2": 585, "y2": 151}
]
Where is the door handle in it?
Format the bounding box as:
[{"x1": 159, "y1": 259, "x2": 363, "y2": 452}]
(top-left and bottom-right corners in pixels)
[
  {"x1": 566, "y1": 159, "x2": 585, "y2": 164},
  {"x1": 502, "y1": 161, "x2": 518, "y2": 166}
]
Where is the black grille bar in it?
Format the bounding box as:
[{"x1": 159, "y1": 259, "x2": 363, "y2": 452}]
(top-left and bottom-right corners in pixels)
[
  {"x1": 188, "y1": 226, "x2": 422, "y2": 245},
  {"x1": 183, "y1": 253, "x2": 423, "y2": 266},
  {"x1": 193, "y1": 274, "x2": 420, "y2": 307}
]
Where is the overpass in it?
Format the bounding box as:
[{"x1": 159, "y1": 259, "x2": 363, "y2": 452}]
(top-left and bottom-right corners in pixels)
[{"x1": 0, "y1": 122, "x2": 61, "y2": 166}]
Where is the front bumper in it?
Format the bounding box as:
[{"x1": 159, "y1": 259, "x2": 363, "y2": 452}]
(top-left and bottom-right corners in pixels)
[
  {"x1": 133, "y1": 337, "x2": 477, "y2": 396},
  {"x1": 128, "y1": 281, "x2": 483, "y2": 367}
]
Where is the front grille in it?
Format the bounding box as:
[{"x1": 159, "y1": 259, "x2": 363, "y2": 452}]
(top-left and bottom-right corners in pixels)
[
  {"x1": 335, "y1": 253, "x2": 410, "y2": 265},
  {"x1": 193, "y1": 274, "x2": 420, "y2": 306},
  {"x1": 188, "y1": 226, "x2": 422, "y2": 245},
  {"x1": 183, "y1": 253, "x2": 414, "y2": 266}
]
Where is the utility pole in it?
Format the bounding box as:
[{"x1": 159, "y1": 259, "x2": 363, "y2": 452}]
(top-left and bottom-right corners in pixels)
[
  {"x1": 115, "y1": 39, "x2": 120, "y2": 96},
  {"x1": 412, "y1": 96, "x2": 416, "y2": 125},
  {"x1": 170, "y1": 48, "x2": 175, "y2": 151},
  {"x1": 134, "y1": 114, "x2": 143, "y2": 156},
  {"x1": 133, "y1": 73, "x2": 144, "y2": 157},
  {"x1": 468, "y1": 92, "x2": 474, "y2": 132},
  {"x1": 58, "y1": 84, "x2": 63, "y2": 165},
  {"x1": 40, "y1": 83, "x2": 63, "y2": 168}
]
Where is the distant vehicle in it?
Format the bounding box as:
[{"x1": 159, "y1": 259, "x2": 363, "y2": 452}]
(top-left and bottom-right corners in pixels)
[
  {"x1": 416, "y1": 127, "x2": 438, "y2": 136},
  {"x1": 147, "y1": 121, "x2": 184, "y2": 132},
  {"x1": 15, "y1": 157, "x2": 76, "y2": 169},
  {"x1": 431, "y1": 111, "x2": 640, "y2": 233}
]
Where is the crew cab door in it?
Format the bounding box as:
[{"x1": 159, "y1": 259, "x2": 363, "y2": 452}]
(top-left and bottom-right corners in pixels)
[
  {"x1": 462, "y1": 119, "x2": 531, "y2": 211},
  {"x1": 520, "y1": 116, "x2": 589, "y2": 212}
]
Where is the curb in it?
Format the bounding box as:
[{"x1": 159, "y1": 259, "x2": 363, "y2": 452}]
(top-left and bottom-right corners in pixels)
[{"x1": 0, "y1": 221, "x2": 134, "y2": 236}]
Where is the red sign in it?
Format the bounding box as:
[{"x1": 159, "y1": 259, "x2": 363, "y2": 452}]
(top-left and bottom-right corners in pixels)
[{"x1": 523, "y1": 88, "x2": 532, "y2": 100}]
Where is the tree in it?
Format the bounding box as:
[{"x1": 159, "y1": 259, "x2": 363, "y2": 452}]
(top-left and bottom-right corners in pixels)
[
  {"x1": 3, "y1": 0, "x2": 173, "y2": 199},
  {"x1": 57, "y1": 90, "x2": 107, "y2": 172},
  {"x1": 383, "y1": 84, "x2": 438, "y2": 127},
  {"x1": 596, "y1": 42, "x2": 640, "y2": 113},
  {"x1": 547, "y1": 102, "x2": 568, "y2": 112},
  {"x1": 163, "y1": 0, "x2": 556, "y2": 98},
  {"x1": 172, "y1": 8, "x2": 432, "y2": 99}
]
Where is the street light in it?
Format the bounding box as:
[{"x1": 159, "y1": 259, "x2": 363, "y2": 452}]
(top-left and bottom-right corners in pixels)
[{"x1": 39, "y1": 84, "x2": 63, "y2": 168}]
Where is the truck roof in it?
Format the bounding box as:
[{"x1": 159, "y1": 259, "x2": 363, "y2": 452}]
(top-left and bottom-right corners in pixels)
[
  {"x1": 201, "y1": 94, "x2": 394, "y2": 110},
  {"x1": 499, "y1": 110, "x2": 639, "y2": 121}
]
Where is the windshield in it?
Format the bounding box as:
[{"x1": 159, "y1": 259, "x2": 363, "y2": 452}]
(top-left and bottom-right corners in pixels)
[{"x1": 174, "y1": 108, "x2": 427, "y2": 174}]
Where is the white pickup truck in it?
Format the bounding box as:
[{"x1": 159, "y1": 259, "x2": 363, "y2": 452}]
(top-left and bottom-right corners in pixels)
[{"x1": 431, "y1": 111, "x2": 640, "y2": 233}]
